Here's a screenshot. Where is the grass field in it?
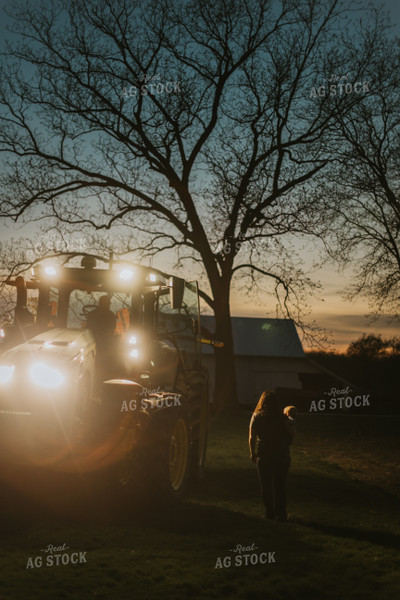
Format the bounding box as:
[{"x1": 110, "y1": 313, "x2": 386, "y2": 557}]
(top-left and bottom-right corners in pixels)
[{"x1": 1, "y1": 412, "x2": 399, "y2": 600}]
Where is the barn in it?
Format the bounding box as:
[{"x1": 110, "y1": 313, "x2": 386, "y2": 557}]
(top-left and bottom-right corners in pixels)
[{"x1": 201, "y1": 315, "x2": 328, "y2": 406}]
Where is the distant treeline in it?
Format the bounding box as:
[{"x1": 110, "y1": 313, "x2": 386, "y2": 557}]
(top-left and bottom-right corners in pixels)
[{"x1": 307, "y1": 350, "x2": 400, "y2": 403}]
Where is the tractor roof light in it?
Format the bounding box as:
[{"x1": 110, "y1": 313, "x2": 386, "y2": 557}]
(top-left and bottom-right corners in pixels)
[
  {"x1": 119, "y1": 268, "x2": 134, "y2": 281},
  {"x1": 0, "y1": 364, "x2": 15, "y2": 384},
  {"x1": 147, "y1": 272, "x2": 166, "y2": 286},
  {"x1": 31, "y1": 264, "x2": 59, "y2": 281}
]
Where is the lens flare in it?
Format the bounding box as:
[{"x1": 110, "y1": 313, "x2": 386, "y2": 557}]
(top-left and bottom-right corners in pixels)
[
  {"x1": 119, "y1": 269, "x2": 134, "y2": 280},
  {"x1": 0, "y1": 365, "x2": 14, "y2": 384},
  {"x1": 30, "y1": 362, "x2": 64, "y2": 388}
]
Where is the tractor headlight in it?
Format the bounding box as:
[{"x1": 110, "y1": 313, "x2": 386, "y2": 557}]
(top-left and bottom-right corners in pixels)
[
  {"x1": 127, "y1": 333, "x2": 140, "y2": 359},
  {"x1": 30, "y1": 362, "x2": 65, "y2": 389},
  {"x1": 0, "y1": 364, "x2": 15, "y2": 384}
]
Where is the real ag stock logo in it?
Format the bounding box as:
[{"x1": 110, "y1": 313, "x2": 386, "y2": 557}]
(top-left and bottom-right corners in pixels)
[
  {"x1": 25, "y1": 543, "x2": 87, "y2": 569},
  {"x1": 309, "y1": 73, "x2": 371, "y2": 99},
  {"x1": 25, "y1": 232, "x2": 89, "y2": 260},
  {"x1": 122, "y1": 73, "x2": 182, "y2": 99},
  {"x1": 309, "y1": 386, "x2": 371, "y2": 412},
  {"x1": 120, "y1": 388, "x2": 182, "y2": 411},
  {"x1": 215, "y1": 232, "x2": 245, "y2": 257},
  {"x1": 214, "y1": 543, "x2": 276, "y2": 569}
]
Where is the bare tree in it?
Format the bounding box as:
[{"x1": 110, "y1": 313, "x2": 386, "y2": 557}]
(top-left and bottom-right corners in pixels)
[
  {"x1": 322, "y1": 22, "x2": 400, "y2": 321},
  {"x1": 0, "y1": 0, "x2": 380, "y2": 410}
]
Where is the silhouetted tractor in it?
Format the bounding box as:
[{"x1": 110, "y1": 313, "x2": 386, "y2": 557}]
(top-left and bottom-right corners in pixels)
[{"x1": 0, "y1": 256, "x2": 209, "y2": 501}]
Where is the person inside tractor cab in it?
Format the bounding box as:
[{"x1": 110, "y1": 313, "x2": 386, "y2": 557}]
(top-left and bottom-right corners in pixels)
[
  {"x1": 5, "y1": 276, "x2": 35, "y2": 347},
  {"x1": 14, "y1": 276, "x2": 35, "y2": 327},
  {"x1": 86, "y1": 294, "x2": 116, "y2": 346},
  {"x1": 86, "y1": 294, "x2": 118, "y2": 381}
]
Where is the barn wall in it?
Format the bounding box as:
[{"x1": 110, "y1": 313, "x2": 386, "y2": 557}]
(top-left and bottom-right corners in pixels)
[
  {"x1": 237, "y1": 357, "x2": 303, "y2": 405},
  {"x1": 201, "y1": 354, "x2": 318, "y2": 405}
]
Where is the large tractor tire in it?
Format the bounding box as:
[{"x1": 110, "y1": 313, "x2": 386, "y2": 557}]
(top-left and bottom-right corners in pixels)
[
  {"x1": 137, "y1": 410, "x2": 191, "y2": 504},
  {"x1": 111, "y1": 410, "x2": 191, "y2": 504},
  {"x1": 165, "y1": 414, "x2": 190, "y2": 499}
]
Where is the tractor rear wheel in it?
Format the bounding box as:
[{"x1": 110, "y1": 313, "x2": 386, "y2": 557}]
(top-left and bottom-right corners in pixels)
[
  {"x1": 167, "y1": 416, "x2": 189, "y2": 495},
  {"x1": 111, "y1": 411, "x2": 191, "y2": 504},
  {"x1": 142, "y1": 411, "x2": 191, "y2": 503}
]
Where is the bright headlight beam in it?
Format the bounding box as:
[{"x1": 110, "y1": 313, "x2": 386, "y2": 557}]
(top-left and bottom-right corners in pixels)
[
  {"x1": 119, "y1": 268, "x2": 134, "y2": 280},
  {"x1": 130, "y1": 349, "x2": 139, "y2": 359},
  {"x1": 30, "y1": 362, "x2": 64, "y2": 388},
  {"x1": 0, "y1": 365, "x2": 14, "y2": 384},
  {"x1": 44, "y1": 266, "x2": 57, "y2": 276},
  {"x1": 128, "y1": 335, "x2": 137, "y2": 345}
]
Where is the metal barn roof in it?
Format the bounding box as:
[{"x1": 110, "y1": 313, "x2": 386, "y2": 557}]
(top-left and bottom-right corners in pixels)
[{"x1": 201, "y1": 316, "x2": 305, "y2": 358}]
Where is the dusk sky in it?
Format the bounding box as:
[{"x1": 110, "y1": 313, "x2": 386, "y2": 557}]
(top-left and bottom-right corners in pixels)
[
  {"x1": 1, "y1": 0, "x2": 399, "y2": 353},
  {"x1": 229, "y1": 0, "x2": 400, "y2": 352}
]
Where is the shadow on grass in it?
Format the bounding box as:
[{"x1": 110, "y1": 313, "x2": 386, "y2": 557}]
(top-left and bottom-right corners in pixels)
[
  {"x1": 290, "y1": 469, "x2": 400, "y2": 511},
  {"x1": 0, "y1": 463, "x2": 261, "y2": 533},
  {"x1": 2, "y1": 458, "x2": 399, "y2": 521},
  {"x1": 194, "y1": 466, "x2": 260, "y2": 502},
  {"x1": 0, "y1": 466, "x2": 311, "y2": 570},
  {"x1": 197, "y1": 463, "x2": 400, "y2": 514},
  {"x1": 2, "y1": 454, "x2": 399, "y2": 539},
  {"x1": 294, "y1": 517, "x2": 400, "y2": 551},
  {"x1": 2, "y1": 456, "x2": 400, "y2": 600}
]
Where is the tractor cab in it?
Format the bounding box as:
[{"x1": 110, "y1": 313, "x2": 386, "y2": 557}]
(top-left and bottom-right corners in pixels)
[
  {"x1": 0, "y1": 256, "x2": 208, "y2": 501},
  {"x1": 1, "y1": 256, "x2": 200, "y2": 384}
]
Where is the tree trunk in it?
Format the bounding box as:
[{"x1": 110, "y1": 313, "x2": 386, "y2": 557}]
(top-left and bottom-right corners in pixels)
[{"x1": 212, "y1": 287, "x2": 240, "y2": 415}]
